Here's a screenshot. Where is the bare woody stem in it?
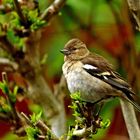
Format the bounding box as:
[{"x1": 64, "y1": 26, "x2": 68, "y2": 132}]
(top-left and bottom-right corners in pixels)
[
  {"x1": 120, "y1": 99, "x2": 140, "y2": 140},
  {"x1": 0, "y1": 113, "x2": 9, "y2": 121},
  {"x1": 127, "y1": 0, "x2": 140, "y2": 31},
  {"x1": 40, "y1": 0, "x2": 66, "y2": 21},
  {"x1": 21, "y1": 112, "x2": 58, "y2": 140},
  {"x1": 0, "y1": 58, "x2": 18, "y2": 70},
  {"x1": 13, "y1": 0, "x2": 28, "y2": 26}
]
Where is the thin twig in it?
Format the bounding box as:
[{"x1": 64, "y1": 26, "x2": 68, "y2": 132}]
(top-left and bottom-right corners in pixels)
[
  {"x1": 36, "y1": 120, "x2": 59, "y2": 139},
  {"x1": 21, "y1": 112, "x2": 58, "y2": 140},
  {"x1": 2, "y1": 72, "x2": 19, "y2": 122},
  {"x1": 0, "y1": 58, "x2": 18, "y2": 70},
  {"x1": 127, "y1": 0, "x2": 140, "y2": 30},
  {"x1": 40, "y1": 0, "x2": 66, "y2": 21},
  {"x1": 0, "y1": 36, "x2": 15, "y2": 54},
  {"x1": 120, "y1": 99, "x2": 140, "y2": 140},
  {"x1": 21, "y1": 112, "x2": 50, "y2": 134},
  {"x1": 36, "y1": 120, "x2": 58, "y2": 139},
  {"x1": 20, "y1": 112, "x2": 32, "y2": 125},
  {"x1": 13, "y1": 0, "x2": 28, "y2": 26},
  {"x1": 0, "y1": 112, "x2": 9, "y2": 121},
  {"x1": 132, "y1": 12, "x2": 140, "y2": 31}
]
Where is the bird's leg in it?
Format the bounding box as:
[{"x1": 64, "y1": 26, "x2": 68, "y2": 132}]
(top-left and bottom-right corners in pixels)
[
  {"x1": 95, "y1": 103, "x2": 103, "y2": 117},
  {"x1": 86, "y1": 96, "x2": 113, "y2": 133},
  {"x1": 92, "y1": 95, "x2": 113, "y2": 116},
  {"x1": 82, "y1": 102, "x2": 102, "y2": 134}
]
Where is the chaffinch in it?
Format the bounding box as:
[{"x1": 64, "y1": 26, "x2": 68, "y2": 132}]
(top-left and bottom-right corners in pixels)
[{"x1": 61, "y1": 38, "x2": 140, "y2": 112}]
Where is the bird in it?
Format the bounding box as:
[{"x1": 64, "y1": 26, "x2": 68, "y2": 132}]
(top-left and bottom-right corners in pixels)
[{"x1": 60, "y1": 38, "x2": 140, "y2": 112}]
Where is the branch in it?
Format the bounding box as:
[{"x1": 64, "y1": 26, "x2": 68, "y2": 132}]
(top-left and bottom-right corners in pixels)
[
  {"x1": 52, "y1": 75, "x2": 67, "y2": 136},
  {"x1": 0, "y1": 58, "x2": 18, "y2": 70},
  {"x1": 40, "y1": 0, "x2": 66, "y2": 21},
  {"x1": 2, "y1": 72, "x2": 19, "y2": 122},
  {"x1": 13, "y1": 0, "x2": 28, "y2": 26},
  {"x1": 0, "y1": 36, "x2": 15, "y2": 54},
  {"x1": 0, "y1": 112, "x2": 9, "y2": 121},
  {"x1": 21, "y1": 112, "x2": 58, "y2": 140},
  {"x1": 127, "y1": 0, "x2": 140, "y2": 31},
  {"x1": 120, "y1": 99, "x2": 140, "y2": 140}
]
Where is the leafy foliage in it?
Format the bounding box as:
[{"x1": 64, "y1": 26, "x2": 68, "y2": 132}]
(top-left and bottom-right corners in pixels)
[
  {"x1": 0, "y1": 74, "x2": 18, "y2": 114},
  {"x1": 0, "y1": 81, "x2": 9, "y2": 94},
  {"x1": 30, "y1": 111, "x2": 42, "y2": 125},
  {"x1": 6, "y1": 29, "x2": 24, "y2": 49},
  {"x1": 0, "y1": 96, "x2": 11, "y2": 113},
  {"x1": 25, "y1": 127, "x2": 39, "y2": 140},
  {"x1": 30, "y1": 19, "x2": 46, "y2": 31},
  {"x1": 68, "y1": 92, "x2": 110, "y2": 139},
  {"x1": 2, "y1": 0, "x2": 14, "y2": 8},
  {"x1": 0, "y1": 0, "x2": 47, "y2": 53}
]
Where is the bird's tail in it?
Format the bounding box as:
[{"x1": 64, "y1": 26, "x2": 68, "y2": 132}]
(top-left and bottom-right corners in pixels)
[{"x1": 125, "y1": 95, "x2": 140, "y2": 112}]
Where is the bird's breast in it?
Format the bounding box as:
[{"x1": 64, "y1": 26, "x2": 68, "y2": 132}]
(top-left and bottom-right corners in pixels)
[{"x1": 62, "y1": 61, "x2": 114, "y2": 102}]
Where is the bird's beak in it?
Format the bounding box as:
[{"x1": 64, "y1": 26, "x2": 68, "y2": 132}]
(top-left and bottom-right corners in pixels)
[{"x1": 60, "y1": 49, "x2": 71, "y2": 55}]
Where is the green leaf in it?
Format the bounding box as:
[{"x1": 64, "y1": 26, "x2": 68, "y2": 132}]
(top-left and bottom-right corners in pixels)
[
  {"x1": 35, "y1": 111, "x2": 42, "y2": 122},
  {"x1": 0, "y1": 97, "x2": 11, "y2": 113},
  {"x1": 6, "y1": 29, "x2": 24, "y2": 49},
  {"x1": 25, "y1": 127, "x2": 39, "y2": 140},
  {"x1": 25, "y1": 9, "x2": 46, "y2": 30},
  {"x1": 9, "y1": 12, "x2": 21, "y2": 29},
  {"x1": 2, "y1": 104, "x2": 11, "y2": 113},
  {"x1": 30, "y1": 19, "x2": 46, "y2": 31},
  {"x1": 28, "y1": 9, "x2": 38, "y2": 23},
  {"x1": 30, "y1": 113, "x2": 36, "y2": 124},
  {"x1": 9, "y1": 91, "x2": 16, "y2": 103},
  {"x1": 30, "y1": 111, "x2": 42, "y2": 124},
  {"x1": 13, "y1": 85, "x2": 18, "y2": 96},
  {"x1": 0, "y1": 82, "x2": 17, "y2": 104},
  {"x1": 0, "y1": 96, "x2": 11, "y2": 113},
  {"x1": 73, "y1": 111, "x2": 81, "y2": 118},
  {"x1": 70, "y1": 92, "x2": 82, "y2": 101},
  {"x1": 40, "y1": 53, "x2": 48, "y2": 65},
  {"x1": 0, "y1": 81, "x2": 9, "y2": 94},
  {"x1": 69, "y1": 101, "x2": 82, "y2": 118},
  {"x1": 0, "y1": 11, "x2": 21, "y2": 28},
  {"x1": 101, "y1": 119, "x2": 110, "y2": 129}
]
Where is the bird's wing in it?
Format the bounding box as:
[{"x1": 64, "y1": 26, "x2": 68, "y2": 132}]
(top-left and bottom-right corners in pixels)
[
  {"x1": 81, "y1": 54, "x2": 140, "y2": 112},
  {"x1": 81, "y1": 53, "x2": 134, "y2": 95}
]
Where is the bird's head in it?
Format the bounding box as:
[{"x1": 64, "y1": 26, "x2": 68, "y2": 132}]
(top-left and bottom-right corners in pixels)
[{"x1": 60, "y1": 38, "x2": 89, "y2": 60}]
